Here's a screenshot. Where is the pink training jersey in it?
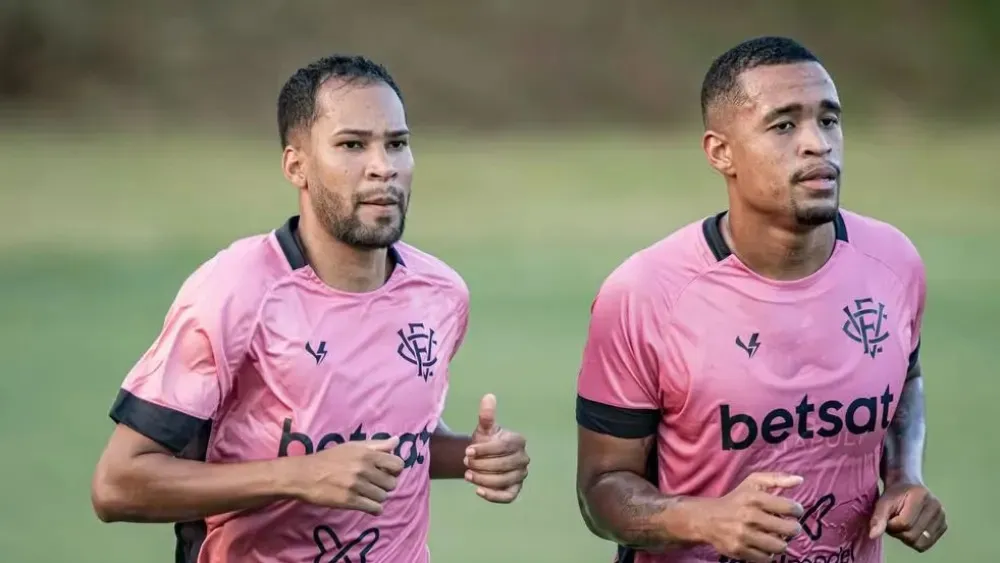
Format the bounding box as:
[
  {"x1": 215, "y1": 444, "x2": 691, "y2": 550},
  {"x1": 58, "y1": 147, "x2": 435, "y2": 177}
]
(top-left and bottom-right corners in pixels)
[
  {"x1": 109, "y1": 216, "x2": 469, "y2": 563},
  {"x1": 576, "y1": 210, "x2": 925, "y2": 563}
]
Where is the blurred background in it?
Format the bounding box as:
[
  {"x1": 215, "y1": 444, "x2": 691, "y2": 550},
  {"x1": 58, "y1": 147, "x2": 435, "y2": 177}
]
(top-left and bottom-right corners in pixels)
[{"x1": 1, "y1": 2, "x2": 997, "y2": 562}]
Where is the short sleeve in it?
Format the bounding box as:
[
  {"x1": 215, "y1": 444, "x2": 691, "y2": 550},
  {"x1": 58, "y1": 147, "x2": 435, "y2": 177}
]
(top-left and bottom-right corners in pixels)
[
  {"x1": 906, "y1": 250, "x2": 927, "y2": 376},
  {"x1": 110, "y1": 262, "x2": 254, "y2": 453},
  {"x1": 576, "y1": 275, "x2": 662, "y2": 439}
]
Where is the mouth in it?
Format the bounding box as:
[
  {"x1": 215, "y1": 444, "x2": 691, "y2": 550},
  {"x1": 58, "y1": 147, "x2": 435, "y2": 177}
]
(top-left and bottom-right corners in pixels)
[
  {"x1": 795, "y1": 164, "x2": 840, "y2": 191},
  {"x1": 359, "y1": 197, "x2": 400, "y2": 207}
]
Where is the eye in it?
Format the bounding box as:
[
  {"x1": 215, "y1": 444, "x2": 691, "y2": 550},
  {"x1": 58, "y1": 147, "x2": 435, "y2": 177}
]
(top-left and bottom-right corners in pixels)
[
  {"x1": 338, "y1": 140, "x2": 364, "y2": 150},
  {"x1": 387, "y1": 139, "x2": 409, "y2": 150},
  {"x1": 820, "y1": 116, "x2": 840, "y2": 128},
  {"x1": 772, "y1": 121, "x2": 795, "y2": 132}
]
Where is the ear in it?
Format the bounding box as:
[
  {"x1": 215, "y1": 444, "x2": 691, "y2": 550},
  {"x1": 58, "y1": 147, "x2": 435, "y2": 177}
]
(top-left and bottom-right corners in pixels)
[
  {"x1": 282, "y1": 144, "x2": 308, "y2": 190},
  {"x1": 702, "y1": 129, "x2": 734, "y2": 177}
]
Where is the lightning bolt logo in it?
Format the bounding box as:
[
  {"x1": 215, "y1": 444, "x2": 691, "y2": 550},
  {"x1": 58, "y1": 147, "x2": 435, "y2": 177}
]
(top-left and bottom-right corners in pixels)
[
  {"x1": 735, "y1": 333, "x2": 760, "y2": 359},
  {"x1": 306, "y1": 341, "x2": 328, "y2": 365}
]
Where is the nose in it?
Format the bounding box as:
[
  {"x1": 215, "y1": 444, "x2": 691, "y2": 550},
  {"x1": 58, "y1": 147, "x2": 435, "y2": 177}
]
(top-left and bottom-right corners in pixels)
[
  {"x1": 799, "y1": 122, "x2": 833, "y2": 157},
  {"x1": 365, "y1": 146, "x2": 398, "y2": 181}
]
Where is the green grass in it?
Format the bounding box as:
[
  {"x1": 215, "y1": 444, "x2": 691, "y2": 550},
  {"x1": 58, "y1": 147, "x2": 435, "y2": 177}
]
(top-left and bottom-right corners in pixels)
[{"x1": 0, "y1": 129, "x2": 996, "y2": 562}]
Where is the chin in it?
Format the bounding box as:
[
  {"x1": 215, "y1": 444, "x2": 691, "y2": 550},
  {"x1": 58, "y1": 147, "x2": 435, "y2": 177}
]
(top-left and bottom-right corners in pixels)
[
  {"x1": 344, "y1": 222, "x2": 406, "y2": 249},
  {"x1": 793, "y1": 204, "x2": 839, "y2": 227}
]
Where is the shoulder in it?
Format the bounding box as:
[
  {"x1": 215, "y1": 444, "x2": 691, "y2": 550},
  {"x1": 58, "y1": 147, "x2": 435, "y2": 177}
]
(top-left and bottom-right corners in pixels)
[
  {"x1": 596, "y1": 217, "x2": 721, "y2": 309},
  {"x1": 173, "y1": 231, "x2": 291, "y2": 329},
  {"x1": 839, "y1": 209, "x2": 925, "y2": 283},
  {"x1": 394, "y1": 242, "x2": 469, "y2": 304}
]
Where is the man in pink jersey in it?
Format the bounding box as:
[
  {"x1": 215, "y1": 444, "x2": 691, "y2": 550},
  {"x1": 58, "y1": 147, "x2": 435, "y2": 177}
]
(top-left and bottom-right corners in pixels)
[
  {"x1": 90, "y1": 54, "x2": 530, "y2": 563},
  {"x1": 575, "y1": 37, "x2": 947, "y2": 563}
]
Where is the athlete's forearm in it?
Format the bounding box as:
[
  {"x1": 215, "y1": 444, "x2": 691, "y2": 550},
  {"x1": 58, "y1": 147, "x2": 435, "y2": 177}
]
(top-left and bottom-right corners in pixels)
[
  {"x1": 93, "y1": 452, "x2": 296, "y2": 523},
  {"x1": 580, "y1": 470, "x2": 698, "y2": 550},
  {"x1": 882, "y1": 375, "x2": 926, "y2": 486},
  {"x1": 429, "y1": 420, "x2": 472, "y2": 479}
]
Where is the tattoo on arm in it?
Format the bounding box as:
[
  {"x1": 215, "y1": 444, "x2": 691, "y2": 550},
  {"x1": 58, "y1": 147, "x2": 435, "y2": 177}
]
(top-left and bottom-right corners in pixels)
[
  {"x1": 578, "y1": 432, "x2": 693, "y2": 550},
  {"x1": 582, "y1": 471, "x2": 693, "y2": 551},
  {"x1": 882, "y1": 364, "x2": 926, "y2": 486},
  {"x1": 601, "y1": 473, "x2": 682, "y2": 548}
]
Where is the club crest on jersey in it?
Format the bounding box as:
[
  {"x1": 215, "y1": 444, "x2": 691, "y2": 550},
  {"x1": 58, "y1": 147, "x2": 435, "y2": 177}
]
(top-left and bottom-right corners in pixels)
[
  {"x1": 396, "y1": 322, "x2": 438, "y2": 381},
  {"x1": 841, "y1": 297, "x2": 890, "y2": 358}
]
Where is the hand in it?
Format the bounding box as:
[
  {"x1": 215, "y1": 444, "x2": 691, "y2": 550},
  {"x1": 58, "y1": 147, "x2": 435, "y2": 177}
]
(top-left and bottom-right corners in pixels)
[
  {"x1": 463, "y1": 394, "x2": 530, "y2": 503},
  {"x1": 869, "y1": 481, "x2": 947, "y2": 552},
  {"x1": 287, "y1": 437, "x2": 404, "y2": 515},
  {"x1": 690, "y1": 472, "x2": 805, "y2": 563}
]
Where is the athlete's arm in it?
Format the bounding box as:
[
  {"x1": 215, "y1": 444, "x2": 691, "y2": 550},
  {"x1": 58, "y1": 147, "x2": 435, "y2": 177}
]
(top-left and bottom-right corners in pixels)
[
  {"x1": 881, "y1": 360, "x2": 926, "y2": 486},
  {"x1": 429, "y1": 419, "x2": 472, "y2": 479},
  {"x1": 575, "y1": 271, "x2": 802, "y2": 557},
  {"x1": 574, "y1": 270, "x2": 698, "y2": 549},
  {"x1": 92, "y1": 424, "x2": 295, "y2": 523},
  {"x1": 89, "y1": 274, "x2": 295, "y2": 523},
  {"x1": 882, "y1": 250, "x2": 929, "y2": 487},
  {"x1": 91, "y1": 271, "x2": 402, "y2": 522},
  {"x1": 577, "y1": 421, "x2": 696, "y2": 549},
  {"x1": 869, "y1": 253, "x2": 946, "y2": 552},
  {"x1": 93, "y1": 421, "x2": 402, "y2": 523}
]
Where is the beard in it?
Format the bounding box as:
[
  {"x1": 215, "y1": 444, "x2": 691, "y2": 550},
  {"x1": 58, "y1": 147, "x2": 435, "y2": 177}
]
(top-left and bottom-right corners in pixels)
[
  {"x1": 790, "y1": 183, "x2": 840, "y2": 227},
  {"x1": 789, "y1": 168, "x2": 841, "y2": 228},
  {"x1": 792, "y1": 201, "x2": 839, "y2": 227},
  {"x1": 311, "y1": 186, "x2": 407, "y2": 250}
]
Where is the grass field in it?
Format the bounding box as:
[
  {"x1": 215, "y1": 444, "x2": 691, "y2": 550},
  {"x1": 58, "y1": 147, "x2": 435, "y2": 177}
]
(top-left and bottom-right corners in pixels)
[{"x1": 0, "y1": 129, "x2": 996, "y2": 562}]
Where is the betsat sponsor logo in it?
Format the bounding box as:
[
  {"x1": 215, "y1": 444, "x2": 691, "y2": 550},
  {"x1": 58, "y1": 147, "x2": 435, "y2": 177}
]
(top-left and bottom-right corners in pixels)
[
  {"x1": 719, "y1": 387, "x2": 895, "y2": 451},
  {"x1": 278, "y1": 418, "x2": 431, "y2": 469}
]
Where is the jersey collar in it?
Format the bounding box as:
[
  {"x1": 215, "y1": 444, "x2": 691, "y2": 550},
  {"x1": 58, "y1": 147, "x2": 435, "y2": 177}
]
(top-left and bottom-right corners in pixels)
[
  {"x1": 274, "y1": 215, "x2": 406, "y2": 270},
  {"x1": 702, "y1": 211, "x2": 848, "y2": 262}
]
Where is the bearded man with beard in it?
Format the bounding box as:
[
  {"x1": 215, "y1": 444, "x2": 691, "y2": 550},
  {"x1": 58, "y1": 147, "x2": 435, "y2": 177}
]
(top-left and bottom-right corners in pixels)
[{"x1": 90, "y1": 55, "x2": 530, "y2": 563}]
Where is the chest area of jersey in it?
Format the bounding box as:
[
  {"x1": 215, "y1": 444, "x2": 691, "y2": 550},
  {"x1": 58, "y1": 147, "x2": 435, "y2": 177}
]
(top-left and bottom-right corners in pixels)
[
  {"x1": 678, "y1": 278, "x2": 911, "y2": 380},
  {"x1": 670, "y1": 282, "x2": 912, "y2": 452},
  {"x1": 250, "y1": 296, "x2": 459, "y2": 427}
]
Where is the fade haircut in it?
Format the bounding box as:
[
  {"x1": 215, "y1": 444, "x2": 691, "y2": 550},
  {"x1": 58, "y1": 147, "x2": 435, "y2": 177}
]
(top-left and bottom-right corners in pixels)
[
  {"x1": 700, "y1": 36, "x2": 820, "y2": 126},
  {"x1": 277, "y1": 54, "x2": 403, "y2": 148}
]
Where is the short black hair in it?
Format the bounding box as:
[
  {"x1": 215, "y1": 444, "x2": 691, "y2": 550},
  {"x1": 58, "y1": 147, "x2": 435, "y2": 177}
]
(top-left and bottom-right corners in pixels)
[
  {"x1": 700, "y1": 36, "x2": 820, "y2": 125},
  {"x1": 277, "y1": 54, "x2": 403, "y2": 147}
]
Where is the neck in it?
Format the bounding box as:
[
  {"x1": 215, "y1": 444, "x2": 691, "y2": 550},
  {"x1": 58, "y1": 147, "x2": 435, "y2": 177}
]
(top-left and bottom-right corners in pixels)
[
  {"x1": 722, "y1": 207, "x2": 836, "y2": 281},
  {"x1": 297, "y1": 214, "x2": 392, "y2": 293}
]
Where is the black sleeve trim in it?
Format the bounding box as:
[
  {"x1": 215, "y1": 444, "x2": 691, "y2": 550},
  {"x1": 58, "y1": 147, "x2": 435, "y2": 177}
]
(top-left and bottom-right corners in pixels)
[
  {"x1": 576, "y1": 395, "x2": 660, "y2": 439},
  {"x1": 906, "y1": 339, "x2": 921, "y2": 380},
  {"x1": 109, "y1": 389, "x2": 211, "y2": 454}
]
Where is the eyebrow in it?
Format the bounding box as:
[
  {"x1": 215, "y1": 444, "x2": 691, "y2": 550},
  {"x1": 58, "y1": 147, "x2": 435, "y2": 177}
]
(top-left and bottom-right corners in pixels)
[
  {"x1": 332, "y1": 128, "x2": 411, "y2": 138},
  {"x1": 762, "y1": 99, "x2": 842, "y2": 123}
]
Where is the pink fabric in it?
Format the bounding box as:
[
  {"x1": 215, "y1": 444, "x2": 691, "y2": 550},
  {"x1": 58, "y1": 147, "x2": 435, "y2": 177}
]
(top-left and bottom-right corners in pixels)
[
  {"x1": 578, "y1": 210, "x2": 926, "y2": 563},
  {"x1": 121, "y1": 226, "x2": 469, "y2": 562}
]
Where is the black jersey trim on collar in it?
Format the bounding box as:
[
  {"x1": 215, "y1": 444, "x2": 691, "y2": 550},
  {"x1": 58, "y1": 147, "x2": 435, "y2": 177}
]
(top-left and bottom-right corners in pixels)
[
  {"x1": 275, "y1": 215, "x2": 406, "y2": 270},
  {"x1": 275, "y1": 216, "x2": 308, "y2": 269},
  {"x1": 701, "y1": 211, "x2": 849, "y2": 262}
]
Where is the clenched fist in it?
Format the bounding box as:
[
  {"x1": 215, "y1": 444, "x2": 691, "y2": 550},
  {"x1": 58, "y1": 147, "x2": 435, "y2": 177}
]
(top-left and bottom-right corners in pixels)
[
  {"x1": 690, "y1": 472, "x2": 805, "y2": 563},
  {"x1": 869, "y1": 481, "x2": 947, "y2": 553},
  {"x1": 287, "y1": 437, "x2": 405, "y2": 515}
]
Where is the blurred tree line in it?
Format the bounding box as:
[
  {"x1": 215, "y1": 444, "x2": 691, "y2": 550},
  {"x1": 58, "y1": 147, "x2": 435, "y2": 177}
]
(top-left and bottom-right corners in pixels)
[{"x1": 1, "y1": 0, "x2": 998, "y2": 130}]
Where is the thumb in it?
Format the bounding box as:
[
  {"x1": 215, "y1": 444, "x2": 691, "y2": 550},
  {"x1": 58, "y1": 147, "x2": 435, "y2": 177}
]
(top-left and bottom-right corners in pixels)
[
  {"x1": 742, "y1": 472, "x2": 804, "y2": 491},
  {"x1": 365, "y1": 436, "x2": 400, "y2": 453},
  {"x1": 476, "y1": 393, "x2": 498, "y2": 434},
  {"x1": 868, "y1": 496, "x2": 899, "y2": 539}
]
